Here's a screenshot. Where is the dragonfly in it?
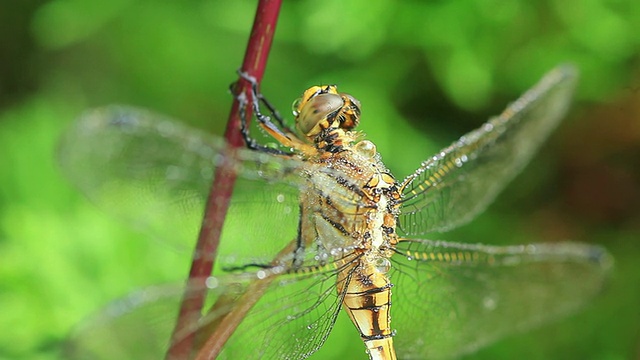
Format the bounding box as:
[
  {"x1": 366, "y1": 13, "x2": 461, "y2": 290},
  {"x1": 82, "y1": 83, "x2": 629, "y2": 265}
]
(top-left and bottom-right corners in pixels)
[{"x1": 60, "y1": 64, "x2": 612, "y2": 360}]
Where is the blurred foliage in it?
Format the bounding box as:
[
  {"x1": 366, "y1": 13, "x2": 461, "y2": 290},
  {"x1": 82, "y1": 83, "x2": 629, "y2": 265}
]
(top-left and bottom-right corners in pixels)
[{"x1": 0, "y1": 0, "x2": 639, "y2": 359}]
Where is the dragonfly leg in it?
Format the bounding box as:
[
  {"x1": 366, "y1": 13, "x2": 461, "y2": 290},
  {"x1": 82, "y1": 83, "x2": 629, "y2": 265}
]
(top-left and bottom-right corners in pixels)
[
  {"x1": 222, "y1": 263, "x2": 273, "y2": 272},
  {"x1": 237, "y1": 71, "x2": 293, "y2": 133},
  {"x1": 237, "y1": 70, "x2": 295, "y2": 138},
  {"x1": 236, "y1": 70, "x2": 316, "y2": 155},
  {"x1": 230, "y1": 79, "x2": 292, "y2": 156}
]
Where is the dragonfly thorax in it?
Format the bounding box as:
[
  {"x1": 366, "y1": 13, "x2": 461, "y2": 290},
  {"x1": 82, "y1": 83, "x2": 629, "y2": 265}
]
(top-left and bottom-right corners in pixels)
[{"x1": 306, "y1": 139, "x2": 400, "y2": 257}]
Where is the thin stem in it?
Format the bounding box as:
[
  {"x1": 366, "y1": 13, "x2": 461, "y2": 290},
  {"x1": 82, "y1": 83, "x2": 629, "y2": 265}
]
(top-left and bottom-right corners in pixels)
[
  {"x1": 193, "y1": 240, "x2": 299, "y2": 360},
  {"x1": 166, "y1": 1, "x2": 282, "y2": 359}
]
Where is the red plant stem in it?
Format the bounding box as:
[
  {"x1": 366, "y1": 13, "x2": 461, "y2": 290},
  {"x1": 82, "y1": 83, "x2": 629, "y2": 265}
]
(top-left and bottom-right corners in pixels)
[
  {"x1": 166, "y1": 1, "x2": 282, "y2": 359},
  {"x1": 193, "y1": 240, "x2": 298, "y2": 360}
]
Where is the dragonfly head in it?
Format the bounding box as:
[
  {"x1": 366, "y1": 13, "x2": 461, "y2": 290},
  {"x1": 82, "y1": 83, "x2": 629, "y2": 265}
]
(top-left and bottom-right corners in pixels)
[{"x1": 292, "y1": 85, "x2": 361, "y2": 142}]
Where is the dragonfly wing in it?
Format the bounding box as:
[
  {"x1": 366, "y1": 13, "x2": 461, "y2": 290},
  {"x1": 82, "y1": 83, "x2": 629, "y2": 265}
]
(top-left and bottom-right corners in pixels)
[
  {"x1": 58, "y1": 106, "x2": 304, "y2": 263},
  {"x1": 65, "y1": 255, "x2": 353, "y2": 360},
  {"x1": 216, "y1": 268, "x2": 346, "y2": 359},
  {"x1": 64, "y1": 283, "x2": 209, "y2": 360},
  {"x1": 390, "y1": 239, "x2": 612, "y2": 359},
  {"x1": 398, "y1": 65, "x2": 578, "y2": 236}
]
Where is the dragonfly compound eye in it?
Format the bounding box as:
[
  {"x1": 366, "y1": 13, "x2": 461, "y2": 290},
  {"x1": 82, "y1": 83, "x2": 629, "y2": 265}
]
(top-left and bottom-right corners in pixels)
[
  {"x1": 295, "y1": 92, "x2": 345, "y2": 136},
  {"x1": 337, "y1": 94, "x2": 361, "y2": 130}
]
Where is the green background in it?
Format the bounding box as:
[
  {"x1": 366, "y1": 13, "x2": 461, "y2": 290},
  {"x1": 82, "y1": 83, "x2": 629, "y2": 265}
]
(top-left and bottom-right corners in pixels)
[{"x1": 1, "y1": 0, "x2": 639, "y2": 359}]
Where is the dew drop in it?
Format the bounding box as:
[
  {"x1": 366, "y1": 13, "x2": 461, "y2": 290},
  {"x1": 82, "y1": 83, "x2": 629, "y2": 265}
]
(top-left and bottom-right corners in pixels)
[
  {"x1": 374, "y1": 258, "x2": 391, "y2": 273},
  {"x1": 354, "y1": 140, "x2": 376, "y2": 158},
  {"x1": 205, "y1": 277, "x2": 219, "y2": 289},
  {"x1": 483, "y1": 296, "x2": 497, "y2": 311},
  {"x1": 257, "y1": 270, "x2": 267, "y2": 280}
]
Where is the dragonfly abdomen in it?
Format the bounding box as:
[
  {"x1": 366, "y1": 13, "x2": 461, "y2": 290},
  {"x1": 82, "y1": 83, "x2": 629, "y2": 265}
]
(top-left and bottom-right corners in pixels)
[{"x1": 340, "y1": 261, "x2": 397, "y2": 360}]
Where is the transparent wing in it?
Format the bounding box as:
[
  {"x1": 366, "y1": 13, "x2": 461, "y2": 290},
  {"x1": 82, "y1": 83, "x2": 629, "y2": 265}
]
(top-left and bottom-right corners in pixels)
[
  {"x1": 64, "y1": 283, "x2": 211, "y2": 360},
  {"x1": 216, "y1": 263, "x2": 349, "y2": 359},
  {"x1": 389, "y1": 239, "x2": 612, "y2": 359},
  {"x1": 58, "y1": 106, "x2": 374, "y2": 358},
  {"x1": 58, "y1": 106, "x2": 312, "y2": 264},
  {"x1": 398, "y1": 65, "x2": 578, "y2": 236},
  {"x1": 65, "y1": 254, "x2": 358, "y2": 360},
  {"x1": 58, "y1": 106, "x2": 370, "y2": 265}
]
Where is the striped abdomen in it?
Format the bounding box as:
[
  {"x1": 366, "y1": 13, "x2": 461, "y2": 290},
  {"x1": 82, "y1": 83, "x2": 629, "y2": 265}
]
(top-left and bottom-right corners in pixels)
[{"x1": 339, "y1": 260, "x2": 397, "y2": 360}]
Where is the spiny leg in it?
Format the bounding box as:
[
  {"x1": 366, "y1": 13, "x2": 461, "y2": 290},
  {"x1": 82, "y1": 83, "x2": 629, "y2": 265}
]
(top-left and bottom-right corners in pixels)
[
  {"x1": 238, "y1": 71, "x2": 294, "y2": 133},
  {"x1": 236, "y1": 70, "x2": 314, "y2": 154},
  {"x1": 231, "y1": 78, "x2": 292, "y2": 155}
]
